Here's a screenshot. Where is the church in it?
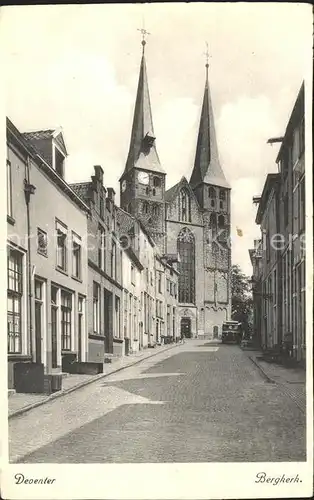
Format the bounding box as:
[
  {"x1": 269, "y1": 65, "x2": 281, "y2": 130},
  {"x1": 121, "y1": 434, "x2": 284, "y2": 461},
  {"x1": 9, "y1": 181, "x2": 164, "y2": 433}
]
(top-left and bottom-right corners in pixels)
[{"x1": 119, "y1": 37, "x2": 232, "y2": 339}]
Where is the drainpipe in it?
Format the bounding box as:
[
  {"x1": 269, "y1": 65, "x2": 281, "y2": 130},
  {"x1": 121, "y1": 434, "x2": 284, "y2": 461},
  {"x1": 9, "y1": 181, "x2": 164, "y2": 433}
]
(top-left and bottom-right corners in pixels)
[{"x1": 24, "y1": 157, "x2": 36, "y2": 361}]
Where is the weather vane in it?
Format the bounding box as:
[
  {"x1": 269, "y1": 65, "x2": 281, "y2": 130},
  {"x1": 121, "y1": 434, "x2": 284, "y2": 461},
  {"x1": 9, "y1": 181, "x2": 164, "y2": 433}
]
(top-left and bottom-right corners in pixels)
[{"x1": 204, "y1": 41, "x2": 210, "y2": 67}]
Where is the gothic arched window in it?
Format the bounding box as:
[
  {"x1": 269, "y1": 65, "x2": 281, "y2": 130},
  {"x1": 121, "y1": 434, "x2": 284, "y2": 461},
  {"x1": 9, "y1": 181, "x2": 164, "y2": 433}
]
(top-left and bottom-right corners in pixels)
[
  {"x1": 179, "y1": 188, "x2": 191, "y2": 222},
  {"x1": 142, "y1": 202, "x2": 149, "y2": 214},
  {"x1": 208, "y1": 187, "x2": 216, "y2": 198},
  {"x1": 219, "y1": 190, "x2": 226, "y2": 200},
  {"x1": 177, "y1": 228, "x2": 195, "y2": 304}
]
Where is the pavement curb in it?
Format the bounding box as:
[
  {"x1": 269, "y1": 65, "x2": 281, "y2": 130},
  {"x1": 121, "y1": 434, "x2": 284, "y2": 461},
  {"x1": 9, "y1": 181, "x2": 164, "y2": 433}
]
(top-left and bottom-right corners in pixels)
[
  {"x1": 248, "y1": 355, "x2": 276, "y2": 384},
  {"x1": 9, "y1": 343, "x2": 180, "y2": 420}
]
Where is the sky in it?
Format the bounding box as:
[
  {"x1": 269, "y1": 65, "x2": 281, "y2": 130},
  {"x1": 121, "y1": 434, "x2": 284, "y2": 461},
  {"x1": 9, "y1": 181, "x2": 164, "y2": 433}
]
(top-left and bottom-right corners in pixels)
[{"x1": 1, "y1": 3, "x2": 312, "y2": 275}]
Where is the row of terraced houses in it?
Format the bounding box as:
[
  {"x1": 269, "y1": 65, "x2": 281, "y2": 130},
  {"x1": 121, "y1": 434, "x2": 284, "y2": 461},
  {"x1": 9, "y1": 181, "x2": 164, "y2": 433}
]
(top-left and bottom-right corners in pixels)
[
  {"x1": 6, "y1": 120, "x2": 180, "y2": 392},
  {"x1": 249, "y1": 82, "x2": 306, "y2": 365}
]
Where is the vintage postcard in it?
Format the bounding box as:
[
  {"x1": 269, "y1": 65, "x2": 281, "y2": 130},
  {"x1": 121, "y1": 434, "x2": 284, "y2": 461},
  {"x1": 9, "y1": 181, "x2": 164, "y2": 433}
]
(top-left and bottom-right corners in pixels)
[{"x1": 0, "y1": 2, "x2": 313, "y2": 499}]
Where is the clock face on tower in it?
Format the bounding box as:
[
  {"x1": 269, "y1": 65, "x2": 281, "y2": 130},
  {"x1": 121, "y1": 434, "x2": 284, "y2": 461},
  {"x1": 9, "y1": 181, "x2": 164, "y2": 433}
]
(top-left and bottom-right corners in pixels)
[
  {"x1": 121, "y1": 180, "x2": 127, "y2": 192},
  {"x1": 138, "y1": 171, "x2": 149, "y2": 185}
]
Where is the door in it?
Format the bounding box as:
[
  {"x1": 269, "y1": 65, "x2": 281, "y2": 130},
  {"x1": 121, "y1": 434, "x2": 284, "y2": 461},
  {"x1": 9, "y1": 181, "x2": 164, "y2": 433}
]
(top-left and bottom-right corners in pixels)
[
  {"x1": 35, "y1": 302, "x2": 42, "y2": 364},
  {"x1": 181, "y1": 317, "x2": 191, "y2": 338},
  {"x1": 34, "y1": 280, "x2": 43, "y2": 364},
  {"x1": 51, "y1": 306, "x2": 58, "y2": 368},
  {"x1": 104, "y1": 289, "x2": 113, "y2": 353},
  {"x1": 78, "y1": 297, "x2": 83, "y2": 362},
  {"x1": 213, "y1": 325, "x2": 219, "y2": 339}
]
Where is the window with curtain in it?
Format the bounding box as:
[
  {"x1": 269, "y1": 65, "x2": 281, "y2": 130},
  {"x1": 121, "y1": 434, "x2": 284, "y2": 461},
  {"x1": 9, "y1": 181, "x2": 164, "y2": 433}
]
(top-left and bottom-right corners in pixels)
[
  {"x1": 7, "y1": 248, "x2": 23, "y2": 353},
  {"x1": 179, "y1": 188, "x2": 191, "y2": 222},
  {"x1": 177, "y1": 228, "x2": 195, "y2": 304}
]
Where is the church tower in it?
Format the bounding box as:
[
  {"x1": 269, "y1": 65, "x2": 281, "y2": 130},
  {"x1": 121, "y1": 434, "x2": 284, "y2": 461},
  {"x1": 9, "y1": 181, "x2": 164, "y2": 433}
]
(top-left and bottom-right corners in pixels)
[
  {"x1": 190, "y1": 51, "x2": 232, "y2": 336},
  {"x1": 120, "y1": 34, "x2": 166, "y2": 250}
]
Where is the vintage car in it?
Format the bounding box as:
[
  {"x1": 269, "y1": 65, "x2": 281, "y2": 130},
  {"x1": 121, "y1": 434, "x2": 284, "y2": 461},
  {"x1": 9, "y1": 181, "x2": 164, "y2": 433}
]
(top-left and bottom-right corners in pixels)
[{"x1": 221, "y1": 321, "x2": 242, "y2": 344}]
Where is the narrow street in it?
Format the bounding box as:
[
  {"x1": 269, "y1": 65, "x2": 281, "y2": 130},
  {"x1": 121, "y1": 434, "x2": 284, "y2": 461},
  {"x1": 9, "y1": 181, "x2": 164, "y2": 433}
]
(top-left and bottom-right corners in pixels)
[{"x1": 10, "y1": 340, "x2": 306, "y2": 463}]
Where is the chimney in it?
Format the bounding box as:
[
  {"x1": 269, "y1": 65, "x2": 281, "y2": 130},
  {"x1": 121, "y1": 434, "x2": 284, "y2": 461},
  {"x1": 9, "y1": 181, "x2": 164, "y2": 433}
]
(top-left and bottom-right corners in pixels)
[
  {"x1": 94, "y1": 165, "x2": 104, "y2": 183},
  {"x1": 107, "y1": 187, "x2": 115, "y2": 204}
]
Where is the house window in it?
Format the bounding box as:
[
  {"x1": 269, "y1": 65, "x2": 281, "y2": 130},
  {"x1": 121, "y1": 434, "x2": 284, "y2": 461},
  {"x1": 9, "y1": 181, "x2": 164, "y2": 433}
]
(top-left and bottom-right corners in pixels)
[
  {"x1": 300, "y1": 176, "x2": 305, "y2": 231},
  {"x1": 7, "y1": 159, "x2": 12, "y2": 218},
  {"x1": 158, "y1": 271, "x2": 162, "y2": 293},
  {"x1": 93, "y1": 282, "x2": 100, "y2": 334},
  {"x1": 284, "y1": 194, "x2": 289, "y2": 228},
  {"x1": 292, "y1": 128, "x2": 300, "y2": 165},
  {"x1": 54, "y1": 147, "x2": 65, "y2": 178},
  {"x1": 61, "y1": 290, "x2": 72, "y2": 351},
  {"x1": 111, "y1": 240, "x2": 116, "y2": 280},
  {"x1": 179, "y1": 188, "x2": 191, "y2": 222},
  {"x1": 72, "y1": 234, "x2": 81, "y2": 279},
  {"x1": 98, "y1": 226, "x2": 106, "y2": 271},
  {"x1": 177, "y1": 228, "x2": 195, "y2": 304},
  {"x1": 7, "y1": 248, "x2": 23, "y2": 354},
  {"x1": 266, "y1": 231, "x2": 270, "y2": 262},
  {"x1": 37, "y1": 228, "x2": 48, "y2": 256},
  {"x1": 56, "y1": 222, "x2": 67, "y2": 272},
  {"x1": 299, "y1": 118, "x2": 305, "y2": 155},
  {"x1": 100, "y1": 195, "x2": 104, "y2": 220}
]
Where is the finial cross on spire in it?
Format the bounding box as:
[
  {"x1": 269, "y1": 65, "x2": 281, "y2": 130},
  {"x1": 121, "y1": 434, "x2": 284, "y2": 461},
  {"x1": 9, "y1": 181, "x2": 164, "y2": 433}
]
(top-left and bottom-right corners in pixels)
[{"x1": 137, "y1": 25, "x2": 151, "y2": 53}]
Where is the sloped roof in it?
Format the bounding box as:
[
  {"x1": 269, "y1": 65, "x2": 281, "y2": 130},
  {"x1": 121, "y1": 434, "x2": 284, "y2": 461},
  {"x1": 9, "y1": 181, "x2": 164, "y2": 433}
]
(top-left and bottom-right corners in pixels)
[
  {"x1": 120, "y1": 47, "x2": 165, "y2": 180},
  {"x1": 70, "y1": 182, "x2": 91, "y2": 202},
  {"x1": 22, "y1": 127, "x2": 68, "y2": 156},
  {"x1": 190, "y1": 68, "x2": 230, "y2": 190},
  {"x1": 23, "y1": 129, "x2": 55, "y2": 140}
]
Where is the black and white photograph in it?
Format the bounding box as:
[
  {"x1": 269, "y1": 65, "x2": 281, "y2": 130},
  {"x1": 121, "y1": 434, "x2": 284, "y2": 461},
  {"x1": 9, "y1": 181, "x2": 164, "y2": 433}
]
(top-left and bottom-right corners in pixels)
[{"x1": 0, "y1": 2, "x2": 313, "y2": 499}]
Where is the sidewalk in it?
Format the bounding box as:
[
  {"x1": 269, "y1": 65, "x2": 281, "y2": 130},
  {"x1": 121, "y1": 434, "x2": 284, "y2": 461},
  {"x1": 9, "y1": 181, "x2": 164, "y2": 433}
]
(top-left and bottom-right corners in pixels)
[
  {"x1": 8, "y1": 342, "x2": 180, "y2": 419},
  {"x1": 242, "y1": 348, "x2": 306, "y2": 414}
]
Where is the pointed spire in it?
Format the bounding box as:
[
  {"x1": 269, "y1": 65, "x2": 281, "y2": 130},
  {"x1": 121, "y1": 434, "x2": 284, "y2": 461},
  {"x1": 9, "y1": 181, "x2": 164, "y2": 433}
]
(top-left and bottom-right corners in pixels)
[
  {"x1": 190, "y1": 46, "x2": 230, "y2": 189},
  {"x1": 121, "y1": 31, "x2": 165, "y2": 179}
]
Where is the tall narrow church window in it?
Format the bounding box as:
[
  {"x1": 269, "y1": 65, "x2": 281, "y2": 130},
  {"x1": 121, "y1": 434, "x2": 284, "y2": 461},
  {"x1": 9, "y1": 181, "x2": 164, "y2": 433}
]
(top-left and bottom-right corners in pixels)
[
  {"x1": 208, "y1": 187, "x2": 216, "y2": 198},
  {"x1": 143, "y1": 202, "x2": 149, "y2": 214},
  {"x1": 177, "y1": 228, "x2": 195, "y2": 304},
  {"x1": 153, "y1": 177, "x2": 161, "y2": 188},
  {"x1": 152, "y1": 205, "x2": 159, "y2": 217},
  {"x1": 179, "y1": 188, "x2": 191, "y2": 222},
  {"x1": 218, "y1": 215, "x2": 225, "y2": 228},
  {"x1": 210, "y1": 212, "x2": 217, "y2": 227},
  {"x1": 219, "y1": 190, "x2": 226, "y2": 200}
]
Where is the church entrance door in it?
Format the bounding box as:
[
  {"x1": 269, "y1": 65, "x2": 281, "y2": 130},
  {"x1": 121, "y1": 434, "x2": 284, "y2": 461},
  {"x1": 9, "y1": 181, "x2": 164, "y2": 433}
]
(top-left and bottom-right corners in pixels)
[{"x1": 181, "y1": 318, "x2": 191, "y2": 338}]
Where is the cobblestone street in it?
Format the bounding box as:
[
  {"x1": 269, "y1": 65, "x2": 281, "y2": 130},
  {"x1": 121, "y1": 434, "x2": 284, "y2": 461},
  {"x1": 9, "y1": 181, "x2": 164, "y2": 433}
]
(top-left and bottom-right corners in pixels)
[{"x1": 10, "y1": 340, "x2": 306, "y2": 463}]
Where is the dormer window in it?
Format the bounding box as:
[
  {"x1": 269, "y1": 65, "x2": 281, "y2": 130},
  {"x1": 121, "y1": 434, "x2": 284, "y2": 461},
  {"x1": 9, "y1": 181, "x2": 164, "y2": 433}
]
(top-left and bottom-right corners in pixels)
[
  {"x1": 54, "y1": 146, "x2": 65, "y2": 178},
  {"x1": 142, "y1": 132, "x2": 156, "y2": 153}
]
